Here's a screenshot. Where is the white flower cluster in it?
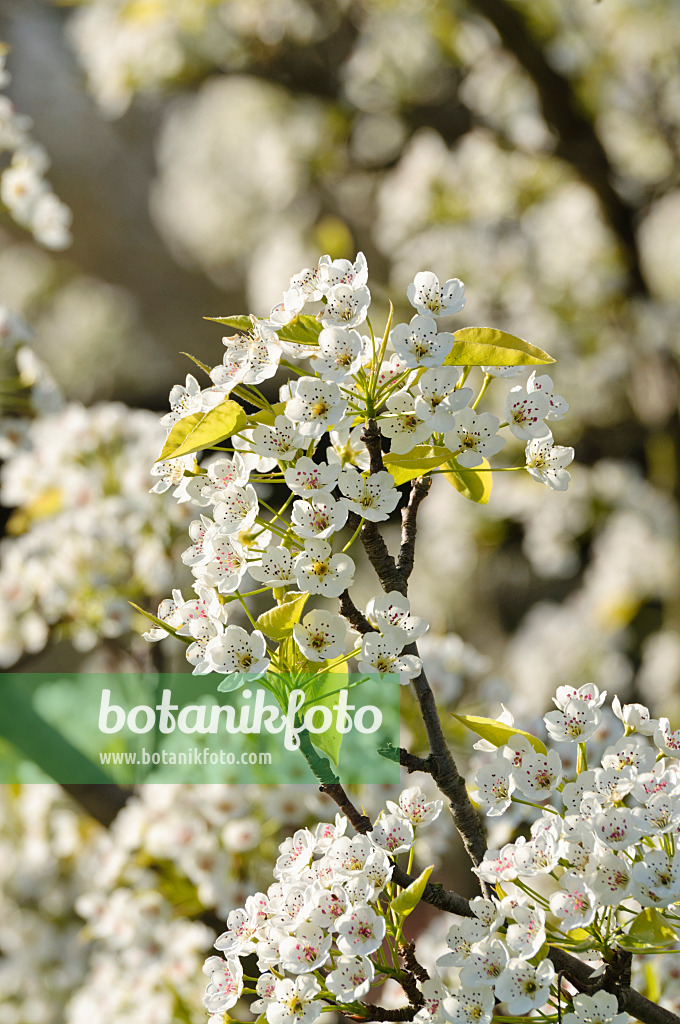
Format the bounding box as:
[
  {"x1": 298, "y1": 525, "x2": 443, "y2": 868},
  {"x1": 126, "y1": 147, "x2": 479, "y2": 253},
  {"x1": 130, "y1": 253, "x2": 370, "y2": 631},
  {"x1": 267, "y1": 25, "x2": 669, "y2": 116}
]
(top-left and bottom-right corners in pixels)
[
  {"x1": 0, "y1": 399, "x2": 189, "y2": 665},
  {"x1": 460, "y1": 684, "x2": 680, "y2": 1016},
  {"x1": 147, "y1": 252, "x2": 573, "y2": 684},
  {"x1": 201, "y1": 785, "x2": 442, "y2": 1022},
  {"x1": 0, "y1": 47, "x2": 72, "y2": 249}
]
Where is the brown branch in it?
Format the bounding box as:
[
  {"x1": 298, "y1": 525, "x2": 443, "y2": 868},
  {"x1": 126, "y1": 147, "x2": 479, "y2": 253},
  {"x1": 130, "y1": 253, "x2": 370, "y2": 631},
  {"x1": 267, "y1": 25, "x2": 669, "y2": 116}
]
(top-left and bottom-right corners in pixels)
[
  {"x1": 407, "y1": 648, "x2": 490, "y2": 877},
  {"x1": 339, "y1": 589, "x2": 372, "y2": 635},
  {"x1": 400, "y1": 942, "x2": 431, "y2": 985},
  {"x1": 399, "y1": 748, "x2": 437, "y2": 774},
  {"x1": 318, "y1": 782, "x2": 372, "y2": 833},
  {"x1": 397, "y1": 477, "x2": 432, "y2": 580},
  {"x1": 360, "y1": 420, "x2": 408, "y2": 595},
  {"x1": 354, "y1": 1004, "x2": 419, "y2": 1022},
  {"x1": 468, "y1": 0, "x2": 646, "y2": 295}
]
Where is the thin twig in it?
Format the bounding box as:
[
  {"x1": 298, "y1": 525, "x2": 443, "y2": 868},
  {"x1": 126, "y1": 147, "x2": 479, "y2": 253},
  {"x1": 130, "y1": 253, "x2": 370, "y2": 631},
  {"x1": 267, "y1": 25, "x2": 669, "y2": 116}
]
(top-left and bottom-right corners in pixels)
[
  {"x1": 339, "y1": 590, "x2": 372, "y2": 635},
  {"x1": 397, "y1": 477, "x2": 432, "y2": 580}
]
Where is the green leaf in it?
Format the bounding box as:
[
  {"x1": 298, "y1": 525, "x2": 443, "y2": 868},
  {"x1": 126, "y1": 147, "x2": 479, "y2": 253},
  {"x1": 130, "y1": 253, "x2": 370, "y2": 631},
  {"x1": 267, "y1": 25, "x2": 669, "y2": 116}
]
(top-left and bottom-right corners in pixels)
[
  {"x1": 443, "y1": 457, "x2": 493, "y2": 504},
  {"x1": 383, "y1": 445, "x2": 455, "y2": 486},
  {"x1": 391, "y1": 864, "x2": 434, "y2": 917},
  {"x1": 443, "y1": 327, "x2": 555, "y2": 367},
  {"x1": 276, "y1": 314, "x2": 322, "y2": 346},
  {"x1": 247, "y1": 402, "x2": 287, "y2": 427},
  {"x1": 180, "y1": 351, "x2": 211, "y2": 374},
  {"x1": 256, "y1": 592, "x2": 309, "y2": 641},
  {"x1": 158, "y1": 399, "x2": 247, "y2": 461},
  {"x1": 204, "y1": 314, "x2": 251, "y2": 331},
  {"x1": 303, "y1": 657, "x2": 349, "y2": 766},
  {"x1": 453, "y1": 713, "x2": 547, "y2": 754},
  {"x1": 618, "y1": 909, "x2": 679, "y2": 951}
]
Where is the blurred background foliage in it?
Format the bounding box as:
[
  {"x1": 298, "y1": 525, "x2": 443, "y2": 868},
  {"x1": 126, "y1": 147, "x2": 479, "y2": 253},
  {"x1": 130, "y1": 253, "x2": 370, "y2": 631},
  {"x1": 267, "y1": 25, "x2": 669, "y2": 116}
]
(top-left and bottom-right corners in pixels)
[{"x1": 1, "y1": 1, "x2": 680, "y2": 1021}]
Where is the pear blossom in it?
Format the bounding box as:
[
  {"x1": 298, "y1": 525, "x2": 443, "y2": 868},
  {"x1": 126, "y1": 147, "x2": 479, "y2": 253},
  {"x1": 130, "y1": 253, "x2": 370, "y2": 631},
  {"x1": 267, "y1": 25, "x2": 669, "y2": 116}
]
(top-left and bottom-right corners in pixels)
[
  {"x1": 436, "y1": 918, "x2": 488, "y2": 968},
  {"x1": 512, "y1": 749, "x2": 562, "y2": 799},
  {"x1": 161, "y1": 374, "x2": 222, "y2": 428},
  {"x1": 205, "y1": 626, "x2": 270, "y2": 680},
  {"x1": 214, "y1": 484, "x2": 259, "y2": 534},
  {"x1": 527, "y1": 371, "x2": 569, "y2": 421},
  {"x1": 385, "y1": 785, "x2": 442, "y2": 825},
  {"x1": 291, "y1": 497, "x2": 349, "y2": 539},
  {"x1": 611, "y1": 696, "x2": 658, "y2": 736},
  {"x1": 143, "y1": 589, "x2": 186, "y2": 641},
  {"x1": 284, "y1": 377, "x2": 347, "y2": 438},
  {"x1": 631, "y1": 848, "x2": 680, "y2": 907},
  {"x1": 250, "y1": 416, "x2": 305, "y2": 461},
  {"x1": 185, "y1": 454, "x2": 250, "y2": 505},
  {"x1": 327, "y1": 425, "x2": 370, "y2": 470},
  {"x1": 267, "y1": 976, "x2": 322, "y2": 1024},
  {"x1": 357, "y1": 632, "x2": 421, "y2": 681},
  {"x1": 249, "y1": 545, "x2": 297, "y2": 587},
  {"x1": 504, "y1": 385, "x2": 551, "y2": 440},
  {"x1": 445, "y1": 409, "x2": 505, "y2": 468},
  {"x1": 413, "y1": 367, "x2": 473, "y2": 431},
  {"x1": 601, "y1": 734, "x2": 657, "y2": 773},
  {"x1": 309, "y1": 326, "x2": 365, "y2": 381},
  {"x1": 337, "y1": 467, "x2": 400, "y2": 521},
  {"x1": 278, "y1": 924, "x2": 332, "y2": 974},
  {"x1": 284, "y1": 457, "x2": 340, "y2": 500},
  {"x1": 544, "y1": 698, "x2": 602, "y2": 743},
  {"x1": 548, "y1": 872, "x2": 598, "y2": 929},
  {"x1": 441, "y1": 986, "x2": 495, "y2": 1024},
  {"x1": 196, "y1": 533, "x2": 248, "y2": 594},
  {"x1": 293, "y1": 539, "x2": 355, "y2": 597},
  {"x1": 525, "y1": 434, "x2": 575, "y2": 490},
  {"x1": 458, "y1": 938, "x2": 509, "y2": 988},
  {"x1": 202, "y1": 956, "x2": 243, "y2": 1014},
  {"x1": 654, "y1": 717, "x2": 680, "y2": 757},
  {"x1": 380, "y1": 391, "x2": 432, "y2": 453},
  {"x1": 505, "y1": 904, "x2": 546, "y2": 958},
  {"x1": 326, "y1": 956, "x2": 374, "y2": 1001},
  {"x1": 320, "y1": 283, "x2": 371, "y2": 328},
  {"x1": 317, "y1": 252, "x2": 368, "y2": 292},
  {"x1": 494, "y1": 958, "x2": 554, "y2": 1015},
  {"x1": 407, "y1": 271, "x2": 466, "y2": 317},
  {"x1": 390, "y1": 314, "x2": 454, "y2": 369},
  {"x1": 293, "y1": 610, "x2": 354, "y2": 663},
  {"x1": 563, "y1": 992, "x2": 629, "y2": 1024},
  {"x1": 336, "y1": 904, "x2": 386, "y2": 955},
  {"x1": 585, "y1": 851, "x2": 632, "y2": 905},
  {"x1": 470, "y1": 761, "x2": 515, "y2": 816},
  {"x1": 370, "y1": 813, "x2": 414, "y2": 855},
  {"x1": 149, "y1": 452, "x2": 196, "y2": 495}
]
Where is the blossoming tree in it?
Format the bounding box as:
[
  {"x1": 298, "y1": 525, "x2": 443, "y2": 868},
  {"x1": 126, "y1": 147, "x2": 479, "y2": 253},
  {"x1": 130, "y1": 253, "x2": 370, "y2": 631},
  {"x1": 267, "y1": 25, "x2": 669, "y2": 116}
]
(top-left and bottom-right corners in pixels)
[{"x1": 138, "y1": 251, "x2": 680, "y2": 1024}]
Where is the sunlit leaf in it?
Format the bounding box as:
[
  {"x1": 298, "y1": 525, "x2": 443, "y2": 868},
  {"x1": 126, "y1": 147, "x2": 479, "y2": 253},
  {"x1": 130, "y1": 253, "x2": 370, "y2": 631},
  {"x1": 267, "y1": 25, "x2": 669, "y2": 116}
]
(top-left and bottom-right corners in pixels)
[
  {"x1": 204, "y1": 314, "x2": 251, "y2": 331},
  {"x1": 443, "y1": 457, "x2": 493, "y2": 504},
  {"x1": 255, "y1": 592, "x2": 309, "y2": 641},
  {"x1": 157, "y1": 400, "x2": 246, "y2": 460},
  {"x1": 444, "y1": 327, "x2": 555, "y2": 367},
  {"x1": 391, "y1": 865, "x2": 434, "y2": 917},
  {"x1": 453, "y1": 713, "x2": 547, "y2": 754},
  {"x1": 383, "y1": 445, "x2": 454, "y2": 486},
  {"x1": 618, "y1": 909, "x2": 679, "y2": 950}
]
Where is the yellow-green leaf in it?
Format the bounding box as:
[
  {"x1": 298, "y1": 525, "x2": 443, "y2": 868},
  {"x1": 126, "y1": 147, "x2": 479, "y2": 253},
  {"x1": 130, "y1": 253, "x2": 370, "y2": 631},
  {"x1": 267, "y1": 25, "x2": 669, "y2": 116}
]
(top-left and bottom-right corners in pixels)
[
  {"x1": 453, "y1": 713, "x2": 547, "y2": 755},
  {"x1": 247, "y1": 402, "x2": 287, "y2": 427},
  {"x1": 302, "y1": 657, "x2": 349, "y2": 765},
  {"x1": 256, "y1": 592, "x2": 309, "y2": 641},
  {"x1": 618, "y1": 909, "x2": 679, "y2": 951},
  {"x1": 276, "y1": 314, "x2": 322, "y2": 346},
  {"x1": 444, "y1": 327, "x2": 555, "y2": 367},
  {"x1": 391, "y1": 865, "x2": 434, "y2": 917},
  {"x1": 383, "y1": 445, "x2": 455, "y2": 486},
  {"x1": 443, "y1": 457, "x2": 493, "y2": 504},
  {"x1": 204, "y1": 314, "x2": 251, "y2": 331},
  {"x1": 158, "y1": 400, "x2": 247, "y2": 461}
]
